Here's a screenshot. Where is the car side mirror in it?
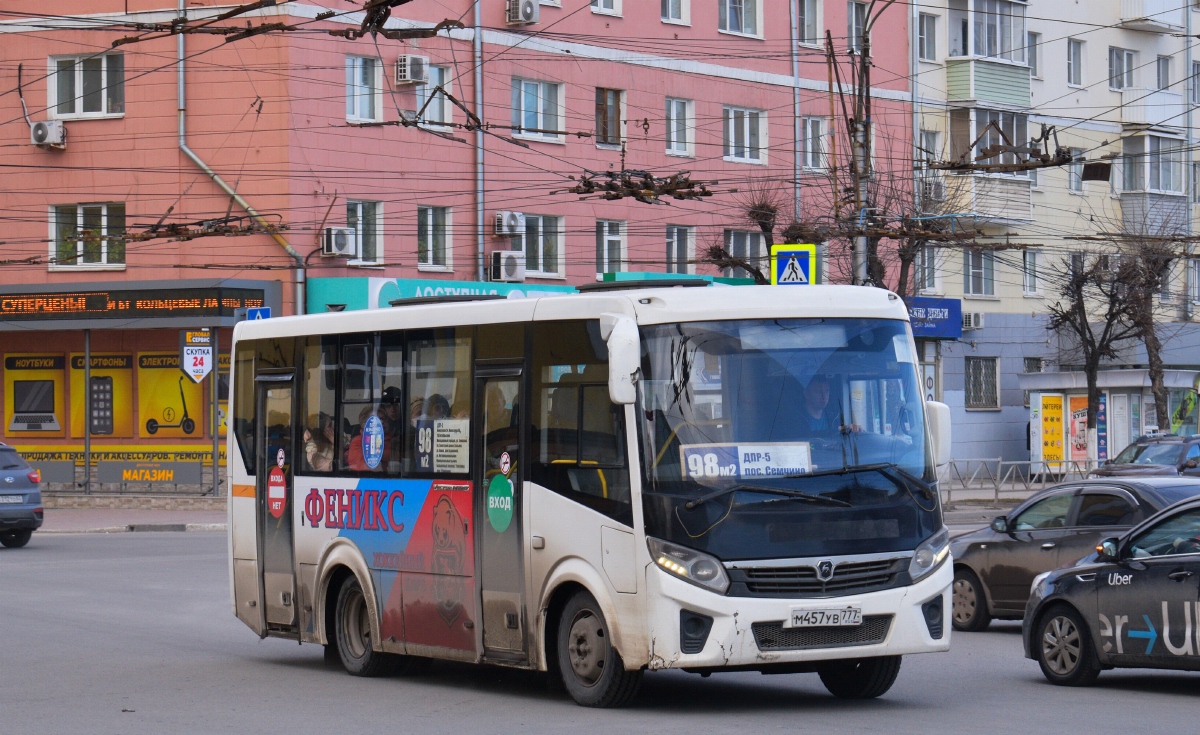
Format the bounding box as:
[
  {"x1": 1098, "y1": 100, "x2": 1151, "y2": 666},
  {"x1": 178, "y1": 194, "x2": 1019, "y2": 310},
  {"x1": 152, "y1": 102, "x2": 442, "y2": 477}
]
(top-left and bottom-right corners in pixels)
[
  {"x1": 1096, "y1": 538, "x2": 1120, "y2": 562},
  {"x1": 990, "y1": 516, "x2": 1008, "y2": 533},
  {"x1": 600, "y1": 313, "x2": 640, "y2": 405}
]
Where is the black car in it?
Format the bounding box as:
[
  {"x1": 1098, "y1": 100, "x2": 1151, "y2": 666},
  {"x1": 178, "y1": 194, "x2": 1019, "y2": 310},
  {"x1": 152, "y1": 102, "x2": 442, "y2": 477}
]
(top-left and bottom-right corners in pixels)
[
  {"x1": 0, "y1": 443, "x2": 43, "y2": 548},
  {"x1": 1023, "y1": 496, "x2": 1200, "y2": 685},
  {"x1": 1090, "y1": 434, "x2": 1200, "y2": 478},
  {"x1": 950, "y1": 478, "x2": 1200, "y2": 631}
]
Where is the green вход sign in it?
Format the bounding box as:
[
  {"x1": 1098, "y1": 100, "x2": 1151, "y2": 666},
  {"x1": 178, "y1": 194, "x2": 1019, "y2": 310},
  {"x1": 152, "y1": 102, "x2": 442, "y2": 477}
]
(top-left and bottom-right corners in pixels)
[{"x1": 487, "y1": 473, "x2": 514, "y2": 532}]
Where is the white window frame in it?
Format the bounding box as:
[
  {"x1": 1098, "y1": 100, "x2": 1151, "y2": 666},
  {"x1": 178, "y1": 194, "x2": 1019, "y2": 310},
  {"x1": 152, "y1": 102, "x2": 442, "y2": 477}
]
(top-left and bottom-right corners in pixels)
[
  {"x1": 1066, "y1": 39, "x2": 1083, "y2": 87},
  {"x1": 596, "y1": 220, "x2": 625, "y2": 275},
  {"x1": 416, "y1": 65, "x2": 452, "y2": 129},
  {"x1": 522, "y1": 214, "x2": 564, "y2": 278},
  {"x1": 955, "y1": 108, "x2": 1028, "y2": 177},
  {"x1": 1023, "y1": 249, "x2": 1041, "y2": 295},
  {"x1": 591, "y1": 0, "x2": 621, "y2": 17},
  {"x1": 346, "y1": 55, "x2": 382, "y2": 123},
  {"x1": 48, "y1": 203, "x2": 126, "y2": 271},
  {"x1": 1108, "y1": 47, "x2": 1135, "y2": 90},
  {"x1": 48, "y1": 53, "x2": 125, "y2": 119},
  {"x1": 972, "y1": 0, "x2": 1026, "y2": 63},
  {"x1": 1191, "y1": 161, "x2": 1200, "y2": 203},
  {"x1": 661, "y1": 0, "x2": 690, "y2": 25},
  {"x1": 512, "y1": 78, "x2": 563, "y2": 142},
  {"x1": 347, "y1": 199, "x2": 383, "y2": 266},
  {"x1": 416, "y1": 205, "x2": 451, "y2": 271},
  {"x1": 848, "y1": 1, "x2": 867, "y2": 53},
  {"x1": 1068, "y1": 148, "x2": 1085, "y2": 193},
  {"x1": 963, "y1": 249, "x2": 995, "y2": 296},
  {"x1": 801, "y1": 116, "x2": 826, "y2": 170},
  {"x1": 723, "y1": 229, "x2": 764, "y2": 279},
  {"x1": 798, "y1": 0, "x2": 819, "y2": 45},
  {"x1": 723, "y1": 106, "x2": 767, "y2": 164},
  {"x1": 1028, "y1": 31, "x2": 1040, "y2": 78},
  {"x1": 917, "y1": 244, "x2": 942, "y2": 294},
  {"x1": 1190, "y1": 259, "x2": 1200, "y2": 304},
  {"x1": 718, "y1": 0, "x2": 762, "y2": 38},
  {"x1": 1157, "y1": 55, "x2": 1171, "y2": 91},
  {"x1": 1148, "y1": 136, "x2": 1184, "y2": 194},
  {"x1": 1192, "y1": 61, "x2": 1200, "y2": 105},
  {"x1": 665, "y1": 97, "x2": 694, "y2": 156},
  {"x1": 666, "y1": 225, "x2": 693, "y2": 274},
  {"x1": 918, "y1": 14, "x2": 938, "y2": 62},
  {"x1": 964, "y1": 356, "x2": 1001, "y2": 411}
]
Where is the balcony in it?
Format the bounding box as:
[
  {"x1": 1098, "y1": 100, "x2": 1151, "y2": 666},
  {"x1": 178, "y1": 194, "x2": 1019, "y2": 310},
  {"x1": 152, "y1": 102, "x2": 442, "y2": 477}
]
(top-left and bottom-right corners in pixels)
[
  {"x1": 1120, "y1": 88, "x2": 1186, "y2": 129},
  {"x1": 1119, "y1": 0, "x2": 1185, "y2": 32},
  {"x1": 945, "y1": 173, "x2": 1032, "y2": 225},
  {"x1": 946, "y1": 57, "x2": 1030, "y2": 108}
]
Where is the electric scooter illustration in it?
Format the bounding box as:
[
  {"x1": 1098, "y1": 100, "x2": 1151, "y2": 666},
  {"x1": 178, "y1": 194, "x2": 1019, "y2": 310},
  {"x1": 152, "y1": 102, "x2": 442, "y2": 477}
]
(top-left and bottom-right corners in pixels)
[{"x1": 146, "y1": 376, "x2": 196, "y2": 435}]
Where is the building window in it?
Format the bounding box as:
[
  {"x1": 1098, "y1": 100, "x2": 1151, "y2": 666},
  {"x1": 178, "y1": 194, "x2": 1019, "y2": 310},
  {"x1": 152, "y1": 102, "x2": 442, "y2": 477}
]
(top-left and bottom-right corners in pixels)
[
  {"x1": 416, "y1": 206, "x2": 448, "y2": 268},
  {"x1": 591, "y1": 0, "x2": 620, "y2": 15},
  {"x1": 1022, "y1": 357, "x2": 1043, "y2": 407},
  {"x1": 963, "y1": 249, "x2": 994, "y2": 296},
  {"x1": 1023, "y1": 250, "x2": 1040, "y2": 293},
  {"x1": 1192, "y1": 162, "x2": 1200, "y2": 203},
  {"x1": 848, "y1": 1, "x2": 867, "y2": 52},
  {"x1": 917, "y1": 245, "x2": 939, "y2": 292},
  {"x1": 918, "y1": 14, "x2": 937, "y2": 62},
  {"x1": 973, "y1": 0, "x2": 1026, "y2": 63},
  {"x1": 723, "y1": 230, "x2": 763, "y2": 279},
  {"x1": 1192, "y1": 61, "x2": 1200, "y2": 104},
  {"x1": 719, "y1": 0, "x2": 759, "y2": 36},
  {"x1": 1108, "y1": 47, "x2": 1135, "y2": 90},
  {"x1": 1066, "y1": 39, "x2": 1083, "y2": 86},
  {"x1": 965, "y1": 357, "x2": 999, "y2": 410},
  {"x1": 1149, "y1": 137, "x2": 1184, "y2": 193},
  {"x1": 347, "y1": 200, "x2": 381, "y2": 264},
  {"x1": 1028, "y1": 32, "x2": 1040, "y2": 77},
  {"x1": 1068, "y1": 148, "x2": 1084, "y2": 193},
  {"x1": 595, "y1": 88, "x2": 622, "y2": 147},
  {"x1": 523, "y1": 214, "x2": 561, "y2": 276},
  {"x1": 416, "y1": 65, "x2": 451, "y2": 127},
  {"x1": 1157, "y1": 56, "x2": 1171, "y2": 90},
  {"x1": 665, "y1": 98, "x2": 692, "y2": 155},
  {"x1": 666, "y1": 225, "x2": 691, "y2": 274},
  {"x1": 50, "y1": 53, "x2": 124, "y2": 118},
  {"x1": 798, "y1": 0, "x2": 818, "y2": 43},
  {"x1": 952, "y1": 109, "x2": 1027, "y2": 176},
  {"x1": 346, "y1": 56, "x2": 381, "y2": 122},
  {"x1": 801, "y1": 117, "x2": 825, "y2": 170},
  {"x1": 661, "y1": 0, "x2": 687, "y2": 23},
  {"x1": 1190, "y1": 259, "x2": 1200, "y2": 304},
  {"x1": 596, "y1": 220, "x2": 624, "y2": 274},
  {"x1": 512, "y1": 79, "x2": 560, "y2": 140},
  {"x1": 723, "y1": 106, "x2": 764, "y2": 163},
  {"x1": 52, "y1": 203, "x2": 125, "y2": 267}
]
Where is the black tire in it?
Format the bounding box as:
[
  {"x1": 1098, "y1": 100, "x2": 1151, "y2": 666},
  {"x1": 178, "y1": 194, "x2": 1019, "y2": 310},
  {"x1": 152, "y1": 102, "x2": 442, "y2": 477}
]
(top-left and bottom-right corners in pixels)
[
  {"x1": 145, "y1": 419, "x2": 158, "y2": 435},
  {"x1": 556, "y1": 590, "x2": 642, "y2": 708},
  {"x1": 1033, "y1": 605, "x2": 1101, "y2": 687},
  {"x1": 0, "y1": 529, "x2": 33, "y2": 548},
  {"x1": 181, "y1": 418, "x2": 196, "y2": 435},
  {"x1": 952, "y1": 567, "x2": 992, "y2": 632},
  {"x1": 333, "y1": 576, "x2": 394, "y2": 677},
  {"x1": 818, "y1": 656, "x2": 902, "y2": 699}
]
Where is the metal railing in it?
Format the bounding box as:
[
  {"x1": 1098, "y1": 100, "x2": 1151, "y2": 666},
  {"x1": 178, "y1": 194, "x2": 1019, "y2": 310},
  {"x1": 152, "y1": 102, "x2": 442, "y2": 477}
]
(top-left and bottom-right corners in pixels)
[{"x1": 938, "y1": 457, "x2": 1101, "y2": 505}]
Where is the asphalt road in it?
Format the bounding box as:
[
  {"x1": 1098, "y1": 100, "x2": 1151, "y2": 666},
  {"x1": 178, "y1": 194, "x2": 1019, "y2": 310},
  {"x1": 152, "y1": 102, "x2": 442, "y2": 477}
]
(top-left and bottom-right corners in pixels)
[{"x1": 2, "y1": 533, "x2": 1196, "y2": 735}]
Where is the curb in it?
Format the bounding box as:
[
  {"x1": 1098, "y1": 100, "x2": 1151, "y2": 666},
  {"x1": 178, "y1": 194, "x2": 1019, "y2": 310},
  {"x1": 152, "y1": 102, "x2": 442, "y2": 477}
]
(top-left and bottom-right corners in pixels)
[{"x1": 41, "y1": 523, "x2": 227, "y2": 534}]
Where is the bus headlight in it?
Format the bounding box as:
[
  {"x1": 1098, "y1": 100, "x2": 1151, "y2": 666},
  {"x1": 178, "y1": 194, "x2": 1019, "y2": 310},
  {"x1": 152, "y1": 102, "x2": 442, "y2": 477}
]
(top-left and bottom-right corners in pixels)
[
  {"x1": 908, "y1": 527, "x2": 950, "y2": 582},
  {"x1": 648, "y1": 537, "x2": 730, "y2": 595}
]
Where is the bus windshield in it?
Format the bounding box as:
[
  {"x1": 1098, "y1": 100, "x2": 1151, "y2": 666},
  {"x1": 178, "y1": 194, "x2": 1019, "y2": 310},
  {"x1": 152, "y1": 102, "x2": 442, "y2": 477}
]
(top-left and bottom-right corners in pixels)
[{"x1": 639, "y1": 318, "x2": 941, "y2": 561}]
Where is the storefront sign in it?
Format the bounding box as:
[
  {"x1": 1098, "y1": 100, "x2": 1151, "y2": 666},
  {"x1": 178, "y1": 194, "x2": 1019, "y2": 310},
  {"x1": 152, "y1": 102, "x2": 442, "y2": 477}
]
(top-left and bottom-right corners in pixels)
[
  {"x1": 180, "y1": 329, "x2": 214, "y2": 383},
  {"x1": 137, "y1": 353, "x2": 204, "y2": 438},
  {"x1": 1097, "y1": 393, "x2": 1108, "y2": 461},
  {"x1": 96, "y1": 461, "x2": 203, "y2": 484},
  {"x1": 306, "y1": 277, "x2": 576, "y2": 313},
  {"x1": 69, "y1": 354, "x2": 133, "y2": 438},
  {"x1": 0, "y1": 287, "x2": 265, "y2": 321},
  {"x1": 1040, "y1": 394, "x2": 1065, "y2": 471},
  {"x1": 3, "y1": 354, "x2": 65, "y2": 437},
  {"x1": 907, "y1": 297, "x2": 963, "y2": 340},
  {"x1": 16, "y1": 446, "x2": 225, "y2": 465},
  {"x1": 1069, "y1": 396, "x2": 1089, "y2": 462}
]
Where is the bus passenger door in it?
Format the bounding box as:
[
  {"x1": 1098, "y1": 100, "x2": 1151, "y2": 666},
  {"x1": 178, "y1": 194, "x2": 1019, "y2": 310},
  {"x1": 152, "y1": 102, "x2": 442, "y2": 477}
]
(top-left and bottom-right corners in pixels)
[
  {"x1": 475, "y1": 368, "x2": 527, "y2": 661},
  {"x1": 256, "y1": 375, "x2": 297, "y2": 630}
]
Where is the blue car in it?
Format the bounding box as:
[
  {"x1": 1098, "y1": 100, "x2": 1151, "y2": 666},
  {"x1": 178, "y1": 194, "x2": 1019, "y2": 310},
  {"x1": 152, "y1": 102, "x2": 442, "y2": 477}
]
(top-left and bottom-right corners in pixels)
[
  {"x1": 0, "y1": 443, "x2": 43, "y2": 548},
  {"x1": 1023, "y1": 495, "x2": 1200, "y2": 685}
]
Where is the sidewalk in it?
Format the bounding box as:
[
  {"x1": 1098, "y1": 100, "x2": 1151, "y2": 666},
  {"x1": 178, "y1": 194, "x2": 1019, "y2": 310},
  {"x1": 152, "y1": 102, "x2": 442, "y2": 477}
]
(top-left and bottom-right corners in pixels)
[{"x1": 39, "y1": 508, "x2": 227, "y2": 534}]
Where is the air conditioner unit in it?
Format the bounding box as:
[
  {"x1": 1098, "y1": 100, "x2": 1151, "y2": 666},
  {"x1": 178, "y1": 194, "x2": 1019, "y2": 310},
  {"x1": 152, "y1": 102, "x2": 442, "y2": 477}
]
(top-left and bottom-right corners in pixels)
[
  {"x1": 30, "y1": 120, "x2": 66, "y2": 148},
  {"x1": 490, "y1": 250, "x2": 526, "y2": 282},
  {"x1": 322, "y1": 226, "x2": 358, "y2": 257},
  {"x1": 395, "y1": 54, "x2": 429, "y2": 84},
  {"x1": 493, "y1": 210, "x2": 526, "y2": 237},
  {"x1": 920, "y1": 176, "x2": 945, "y2": 204},
  {"x1": 506, "y1": 0, "x2": 539, "y2": 25},
  {"x1": 963, "y1": 312, "x2": 985, "y2": 331}
]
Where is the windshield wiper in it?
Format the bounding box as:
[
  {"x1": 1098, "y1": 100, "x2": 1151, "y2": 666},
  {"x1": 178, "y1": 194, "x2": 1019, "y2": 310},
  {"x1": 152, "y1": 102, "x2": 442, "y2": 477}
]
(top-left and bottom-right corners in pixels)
[{"x1": 685, "y1": 483, "x2": 852, "y2": 510}]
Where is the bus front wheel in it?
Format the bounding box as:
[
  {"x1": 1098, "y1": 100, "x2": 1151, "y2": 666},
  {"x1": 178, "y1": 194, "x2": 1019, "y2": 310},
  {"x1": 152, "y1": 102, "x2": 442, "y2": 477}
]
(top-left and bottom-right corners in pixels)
[
  {"x1": 556, "y1": 591, "x2": 642, "y2": 707},
  {"x1": 817, "y1": 656, "x2": 902, "y2": 699},
  {"x1": 334, "y1": 575, "x2": 393, "y2": 677}
]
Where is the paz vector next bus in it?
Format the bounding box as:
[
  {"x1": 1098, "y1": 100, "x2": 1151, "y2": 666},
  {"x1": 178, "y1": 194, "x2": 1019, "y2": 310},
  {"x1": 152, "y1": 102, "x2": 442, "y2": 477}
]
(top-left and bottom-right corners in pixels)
[{"x1": 226, "y1": 283, "x2": 954, "y2": 707}]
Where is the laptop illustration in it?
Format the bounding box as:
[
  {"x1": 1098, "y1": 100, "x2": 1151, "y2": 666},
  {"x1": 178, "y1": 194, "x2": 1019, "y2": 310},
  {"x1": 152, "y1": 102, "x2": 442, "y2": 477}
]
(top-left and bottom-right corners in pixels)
[{"x1": 9, "y1": 380, "x2": 61, "y2": 431}]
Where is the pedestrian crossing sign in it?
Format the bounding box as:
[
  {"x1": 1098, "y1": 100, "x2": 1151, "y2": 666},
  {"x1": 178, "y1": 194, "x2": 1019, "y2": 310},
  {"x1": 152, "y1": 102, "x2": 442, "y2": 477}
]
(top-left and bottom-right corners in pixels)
[{"x1": 770, "y1": 244, "x2": 816, "y2": 286}]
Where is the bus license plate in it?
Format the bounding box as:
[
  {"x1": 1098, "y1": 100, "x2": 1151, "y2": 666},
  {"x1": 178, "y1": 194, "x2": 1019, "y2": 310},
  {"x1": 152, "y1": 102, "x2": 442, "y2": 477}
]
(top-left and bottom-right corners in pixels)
[
  {"x1": 0, "y1": 495, "x2": 23, "y2": 504},
  {"x1": 786, "y1": 607, "x2": 862, "y2": 628}
]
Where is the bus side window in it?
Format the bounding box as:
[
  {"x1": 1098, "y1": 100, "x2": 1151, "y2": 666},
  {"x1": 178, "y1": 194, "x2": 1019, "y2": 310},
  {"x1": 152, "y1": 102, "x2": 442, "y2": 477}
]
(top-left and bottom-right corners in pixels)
[
  {"x1": 233, "y1": 341, "x2": 256, "y2": 473},
  {"x1": 405, "y1": 329, "x2": 472, "y2": 475},
  {"x1": 299, "y1": 337, "x2": 338, "y2": 473},
  {"x1": 531, "y1": 321, "x2": 631, "y2": 527}
]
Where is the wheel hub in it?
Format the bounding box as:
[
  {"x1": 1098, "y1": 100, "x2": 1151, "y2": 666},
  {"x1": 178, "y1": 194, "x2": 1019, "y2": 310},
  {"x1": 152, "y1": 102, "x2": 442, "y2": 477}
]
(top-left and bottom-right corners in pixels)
[
  {"x1": 567, "y1": 612, "x2": 605, "y2": 686},
  {"x1": 1042, "y1": 616, "x2": 1081, "y2": 675},
  {"x1": 952, "y1": 578, "x2": 977, "y2": 624}
]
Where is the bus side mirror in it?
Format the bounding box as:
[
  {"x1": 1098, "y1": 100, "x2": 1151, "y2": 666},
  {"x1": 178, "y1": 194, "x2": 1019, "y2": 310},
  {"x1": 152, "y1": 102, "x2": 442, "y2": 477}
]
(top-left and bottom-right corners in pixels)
[
  {"x1": 601, "y1": 313, "x2": 639, "y2": 405},
  {"x1": 925, "y1": 400, "x2": 952, "y2": 467}
]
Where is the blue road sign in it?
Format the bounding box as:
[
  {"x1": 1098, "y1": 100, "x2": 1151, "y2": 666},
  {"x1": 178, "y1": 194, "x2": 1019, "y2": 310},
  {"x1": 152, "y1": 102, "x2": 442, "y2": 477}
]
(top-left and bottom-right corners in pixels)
[
  {"x1": 247, "y1": 307, "x2": 271, "y2": 320},
  {"x1": 770, "y1": 244, "x2": 816, "y2": 285}
]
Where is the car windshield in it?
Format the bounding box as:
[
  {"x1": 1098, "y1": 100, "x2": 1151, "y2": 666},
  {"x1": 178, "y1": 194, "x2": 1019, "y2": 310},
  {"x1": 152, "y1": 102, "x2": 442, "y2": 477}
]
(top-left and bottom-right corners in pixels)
[
  {"x1": 638, "y1": 318, "x2": 941, "y2": 560},
  {"x1": 1113, "y1": 442, "x2": 1183, "y2": 465},
  {"x1": 0, "y1": 449, "x2": 28, "y2": 470}
]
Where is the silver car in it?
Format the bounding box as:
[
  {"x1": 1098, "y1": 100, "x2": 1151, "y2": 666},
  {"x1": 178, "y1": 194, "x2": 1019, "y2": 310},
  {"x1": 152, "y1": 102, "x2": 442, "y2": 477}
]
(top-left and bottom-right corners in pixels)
[{"x1": 0, "y1": 443, "x2": 43, "y2": 548}]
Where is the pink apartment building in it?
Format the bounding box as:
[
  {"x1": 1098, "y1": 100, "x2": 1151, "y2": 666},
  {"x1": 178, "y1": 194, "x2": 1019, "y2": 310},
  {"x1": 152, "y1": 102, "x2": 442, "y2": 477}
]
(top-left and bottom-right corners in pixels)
[{"x1": 0, "y1": 0, "x2": 913, "y2": 461}]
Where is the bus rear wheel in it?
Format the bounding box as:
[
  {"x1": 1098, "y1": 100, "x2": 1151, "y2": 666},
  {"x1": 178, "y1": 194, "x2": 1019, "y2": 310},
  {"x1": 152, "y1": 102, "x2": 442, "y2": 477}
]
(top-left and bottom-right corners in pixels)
[
  {"x1": 334, "y1": 575, "x2": 393, "y2": 677},
  {"x1": 817, "y1": 656, "x2": 902, "y2": 699},
  {"x1": 556, "y1": 591, "x2": 642, "y2": 708}
]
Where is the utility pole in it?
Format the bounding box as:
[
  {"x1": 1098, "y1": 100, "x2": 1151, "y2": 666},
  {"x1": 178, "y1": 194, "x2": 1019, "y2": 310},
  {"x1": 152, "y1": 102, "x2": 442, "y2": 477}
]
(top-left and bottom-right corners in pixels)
[{"x1": 850, "y1": 30, "x2": 873, "y2": 286}]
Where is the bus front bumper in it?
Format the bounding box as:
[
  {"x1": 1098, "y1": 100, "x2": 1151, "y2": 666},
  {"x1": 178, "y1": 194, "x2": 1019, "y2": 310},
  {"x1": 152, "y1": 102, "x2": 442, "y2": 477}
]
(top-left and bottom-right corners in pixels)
[{"x1": 642, "y1": 559, "x2": 952, "y2": 671}]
